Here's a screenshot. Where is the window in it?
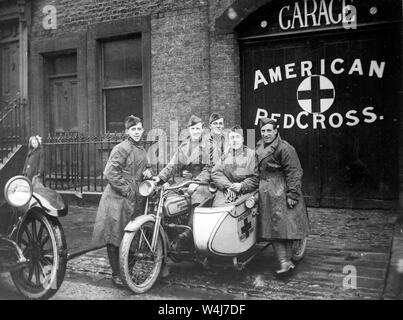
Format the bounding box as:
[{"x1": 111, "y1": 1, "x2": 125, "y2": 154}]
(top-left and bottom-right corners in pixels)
[{"x1": 101, "y1": 35, "x2": 143, "y2": 133}]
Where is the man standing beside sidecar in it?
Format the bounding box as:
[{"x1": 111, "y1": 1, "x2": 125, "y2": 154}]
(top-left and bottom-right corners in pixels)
[
  {"x1": 153, "y1": 115, "x2": 215, "y2": 250},
  {"x1": 256, "y1": 118, "x2": 310, "y2": 275},
  {"x1": 211, "y1": 125, "x2": 259, "y2": 206},
  {"x1": 92, "y1": 116, "x2": 152, "y2": 286}
]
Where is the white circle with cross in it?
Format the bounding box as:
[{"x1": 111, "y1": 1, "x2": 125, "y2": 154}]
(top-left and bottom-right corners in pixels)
[{"x1": 297, "y1": 75, "x2": 335, "y2": 114}]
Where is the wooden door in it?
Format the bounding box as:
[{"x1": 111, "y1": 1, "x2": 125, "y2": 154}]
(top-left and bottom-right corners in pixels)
[
  {"x1": 0, "y1": 41, "x2": 19, "y2": 109},
  {"x1": 240, "y1": 27, "x2": 400, "y2": 208},
  {"x1": 49, "y1": 76, "x2": 78, "y2": 134}
]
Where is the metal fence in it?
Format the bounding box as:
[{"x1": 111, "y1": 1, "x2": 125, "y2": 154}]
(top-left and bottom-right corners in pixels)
[
  {"x1": 0, "y1": 97, "x2": 27, "y2": 164},
  {"x1": 42, "y1": 133, "x2": 179, "y2": 192}
]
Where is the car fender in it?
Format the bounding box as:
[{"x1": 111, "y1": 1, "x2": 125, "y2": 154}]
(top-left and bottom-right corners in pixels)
[{"x1": 124, "y1": 214, "x2": 168, "y2": 259}]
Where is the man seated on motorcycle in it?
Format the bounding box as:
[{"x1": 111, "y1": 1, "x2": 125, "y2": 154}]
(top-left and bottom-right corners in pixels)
[
  {"x1": 153, "y1": 115, "x2": 215, "y2": 250},
  {"x1": 211, "y1": 125, "x2": 259, "y2": 206}
]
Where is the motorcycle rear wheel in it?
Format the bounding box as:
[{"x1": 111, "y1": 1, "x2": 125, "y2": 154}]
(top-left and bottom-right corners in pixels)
[
  {"x1": 119, "y1": 221, "x2": 164, "y2": 294},
  {"x1": 11, "y1": 211, "x2": 67, "y2": 300}
]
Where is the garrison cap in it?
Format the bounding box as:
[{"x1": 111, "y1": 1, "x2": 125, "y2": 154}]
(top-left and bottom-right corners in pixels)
[
  {"x1": 187, "y1": 115, "x2": 203, "y2": 128},
  {"x1": 125, "y1": 115, "x2": 142, "y2": 129},
  {"x1": 259, "y1": 117, "x2": 278, "y2": 129},
  {"x1": 209, "y1": 112, "x2": 224, "y2": 124}
]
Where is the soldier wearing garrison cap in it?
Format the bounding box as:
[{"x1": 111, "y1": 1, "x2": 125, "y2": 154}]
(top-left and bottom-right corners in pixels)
[
  {"x1": 154, "y1": 114, "x2": 215, "y2": 250},
  {"x1": 204, "y1": 112, "x2": 229, "y2": 165},
  {"x1": 92, "y1": 115, "x2": 152, "y2": 287},
  {"x1": 256, "y1": 117, "x2": 310, "y2": 275}
]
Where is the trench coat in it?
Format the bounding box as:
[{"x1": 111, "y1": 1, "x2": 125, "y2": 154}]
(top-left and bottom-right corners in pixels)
[
  {"x1": 92, "y1": 138, "x2": 148, "y2": 247},
  {"x1": 256, "y1": 134, "x2": 310, "y2": 240},
  {"x1": 211, "y1": 145, "x2": 259, "y2": 206},
  {"x1": 22, "y1": 146, "x2": 45, "y2": 181},
  {"x1": 158, "y1": 137, "x2": 215, "y2": 205}
]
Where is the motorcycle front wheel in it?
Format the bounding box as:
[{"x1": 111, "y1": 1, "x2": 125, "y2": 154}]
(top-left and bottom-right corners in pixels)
[
  {"x1": 119, "y1": 221, "x2": 164, "y2": 294},
  {"x1": 11, "y1": 211, "x2": 67, "y2": 300}
]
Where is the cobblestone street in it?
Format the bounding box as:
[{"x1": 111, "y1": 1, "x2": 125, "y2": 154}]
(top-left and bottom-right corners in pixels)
[{"x1": 2, "y1": 205, "x2": 398, "y2": 300}]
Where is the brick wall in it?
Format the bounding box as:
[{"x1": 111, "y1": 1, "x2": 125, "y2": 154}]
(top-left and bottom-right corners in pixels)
[{"x1": 29, "y1": 0, "x2": 241, "y2": 135}]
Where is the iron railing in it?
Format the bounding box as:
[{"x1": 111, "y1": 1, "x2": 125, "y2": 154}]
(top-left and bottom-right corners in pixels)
[
  {"x1": 0, "y1": 97, "x2": 27, "y2": 164},
  {"x1": 42, "y1": 133, "x2": 180, "y2": 193}
]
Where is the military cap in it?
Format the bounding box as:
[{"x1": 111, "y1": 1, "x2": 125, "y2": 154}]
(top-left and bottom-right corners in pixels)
[
  {"x1": 209, "y1": 112, "x2": 224, "y2": 124},
  {"x1": 125, "y1": 115, "x2": 142, "y2": 129},
  {"x1": 187, "y1": 115, "x2": 203, "y2": 128},
  {"x1": 259, "y1": 117, "x2": 278, "y2": 129}
]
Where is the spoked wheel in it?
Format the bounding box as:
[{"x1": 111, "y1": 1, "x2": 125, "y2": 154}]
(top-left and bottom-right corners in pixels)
[
  {"x1": 11, "y1": 211, "x2": 67, "y2": 300},
  {"x1": 291, "y1": 237, "x2": 308, "y2": 262},
  {"x1": 119, "y1": 221, "x2": 164, "y2": 294}
]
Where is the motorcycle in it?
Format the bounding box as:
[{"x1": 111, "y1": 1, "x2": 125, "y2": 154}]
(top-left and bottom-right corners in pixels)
[
  {"x1": 0, "y1": 175, "x2": 68, "y2": 299},
  {"x1": 118, "y1": 179, "x2": 307, "y2": 294}
]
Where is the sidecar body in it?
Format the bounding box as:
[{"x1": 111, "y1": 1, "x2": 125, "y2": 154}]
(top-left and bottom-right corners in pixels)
[{"x1": 193, "y1": 191, "x2": 258, "y2": 256}]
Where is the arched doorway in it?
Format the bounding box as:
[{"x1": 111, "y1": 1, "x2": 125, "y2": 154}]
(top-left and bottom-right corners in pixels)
[{"x1": 236, "y1": 0, "x2": 401, "y2": 208}]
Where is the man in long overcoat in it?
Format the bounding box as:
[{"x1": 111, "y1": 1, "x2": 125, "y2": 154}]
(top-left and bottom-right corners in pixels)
[
  {"x1": 211, "y1": 125, "x2": 259, "y2": 206},
  {"x1": 92, "y1": 116, "x2": 151, "y2": 286},
  {"x1": 256, "y1": 118, "x2": 310, "y2": 274}
]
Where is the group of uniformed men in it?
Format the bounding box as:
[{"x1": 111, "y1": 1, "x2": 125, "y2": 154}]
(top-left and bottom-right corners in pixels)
[{"x1": 92, "y1": 112, "x2": 310, "y2": 286}]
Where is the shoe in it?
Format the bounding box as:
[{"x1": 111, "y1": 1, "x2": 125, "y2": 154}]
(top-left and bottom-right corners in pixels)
[
  {"x1": 276, "y1": 260, "x2": 295, "y2": 275},
  {"x1": 161, "y1": 264, "x2": 170, "y2": 278},
  {"x1": 112, "y1": 275, "x2": 124, "y2": 287}
]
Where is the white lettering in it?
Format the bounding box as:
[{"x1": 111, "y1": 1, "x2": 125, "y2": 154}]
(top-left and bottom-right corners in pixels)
[
  {"x1": 363, "y1": 107, "x2": 377, "y2": 123},
  {"x1": 279, "y1": 6, "x2": 291, "y2": 30},
  {"x1": 318, "y1": 0, "x2": 331, "y2": 25},
  {"x1": 369, "y1": 60, "x2": 385, "y2": 78},
  {"x1": 304, "y1": 0, "x2": 319, "y2": 27},
  {"x1": 269, "y1": 66, "x2": 282, "y2": 83},
  {"x1": 320, "y1": 58, "x2": 325, "y2": 75},
  {"x1": 301, "y1": 61, "x2": 313, "y2": 77},
  {"x1": 285, "y1": 63, "x2": 297, "y2": 79},
  {"x1": 296, "y1": 111, "x2": 309, "y2": 129},
  {"x1": 328, "y1": 0, "x2": 342, "y2": 24},
  {"x1": 328, "y1": 112, "x2": 343, "y2": 128},
  {"x1": 348, "y1": 59, "x2": 364, "y2": 75},
  {"x1": 254, "y1": 70, "x2": 268, "y2": 90},
  {"x1": 255, "y1": 108, "x2": 268, "y2": 126},
  {"x1": 345, "y1": 110, "x2": 359, "y2": 126},
  {"x1": 42, "y1": 5, "x2": 57, "y2": 30},
  {"x1": 313, "y1": 113, "x2": 326, "y2": 129},
  {"x1": 331, "y1": 58, "x2": 345, "y2": 74},
  {"x1": 271, "y1": 113, "x2": 281, "y2": 122},
  {"x1": 291, "y1": 2, "x2": 305, "y2": 29},
  {"x1": 283, "y1": 114, "x2": 295, "y2": 129}
]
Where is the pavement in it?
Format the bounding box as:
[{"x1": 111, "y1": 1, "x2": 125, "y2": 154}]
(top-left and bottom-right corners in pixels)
[{"x1": 1, "y1": 204, "x2": 402, "y2": 300}]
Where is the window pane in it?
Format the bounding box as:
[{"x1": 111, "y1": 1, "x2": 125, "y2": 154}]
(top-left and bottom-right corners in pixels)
[
  {"x1": 103, "y1": 36, "x2": 142, "y2": 87},
  {"x1": 105, "y1": 87, "x2": 143, "y2": 132}
]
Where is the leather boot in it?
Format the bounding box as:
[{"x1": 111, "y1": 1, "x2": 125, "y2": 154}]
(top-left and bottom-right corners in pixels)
[
  {"x1": 107, "y1": 244, "x2": 123, "y2": 287},
  {"x1": 272, "y1": 240, "x2": 295, "y2": 274}
]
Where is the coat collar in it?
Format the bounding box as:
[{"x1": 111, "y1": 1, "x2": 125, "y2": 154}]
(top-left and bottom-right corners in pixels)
[{"x1": 256, "y1": 134, "x2": 281, "y2": 163}]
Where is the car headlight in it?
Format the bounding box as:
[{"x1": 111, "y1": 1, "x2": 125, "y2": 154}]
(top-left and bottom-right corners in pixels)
[
  {"x1": 245, "y1": 196, "x2": 256, "y2": 209},
  {"x1": 139, "y1": 180, "x2": 156, "y2": 197},
  {"x1": 4, "y1": 176, "x2": 33, "y2": 207}
]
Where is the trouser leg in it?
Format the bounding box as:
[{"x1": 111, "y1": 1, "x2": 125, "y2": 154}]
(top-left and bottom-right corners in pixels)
[{"x1": 107, "y1": 244, "x2": 120, "y2": 277}]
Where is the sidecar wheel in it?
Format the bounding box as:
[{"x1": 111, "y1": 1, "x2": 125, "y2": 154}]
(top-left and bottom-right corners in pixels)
[
  {"x1": 291, "y1": 237, "x2": 308, "y2": 262},
  {"x1": 11, "y1": 211, "x2": 67, "y2": 300},
  {"x1": 119, "y1": 221, "x2": 164, "y2": 294}
]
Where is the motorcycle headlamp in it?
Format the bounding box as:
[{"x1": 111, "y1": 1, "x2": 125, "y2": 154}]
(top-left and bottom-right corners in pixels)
[
  {"x1": 245, "y1": 196, "x2": 256, "y2": 209},
  {"x1": 4, "y1": 176, "x2": 33, "y2": 207},
  {"x1": 139, "y1": 180, "x2": 156, "y2": 197}
]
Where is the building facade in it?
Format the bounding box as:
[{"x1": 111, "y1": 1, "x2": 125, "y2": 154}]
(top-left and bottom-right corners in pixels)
[{"x1": 0, "y1": 0, "x2": 402, "y2": 210}]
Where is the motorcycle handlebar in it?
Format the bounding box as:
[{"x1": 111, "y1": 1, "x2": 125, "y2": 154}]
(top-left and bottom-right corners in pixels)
[{"x1": 164, "y1": 180, "x2": 208, "y2": 191}]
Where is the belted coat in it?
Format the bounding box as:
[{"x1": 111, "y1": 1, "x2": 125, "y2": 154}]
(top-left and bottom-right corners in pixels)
[
  {"x1": 92, "y1": 138, "x2": 148, "y2": 247},
  {"x1": 158, "y1": 137, "x2": 215, "y2": 205},
  {"x1": 256, "y1": 134, "x2": 310, "y2": 240},
  {"x1": 211, "y1": 145, "x2": 259, "y2": 206}
]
